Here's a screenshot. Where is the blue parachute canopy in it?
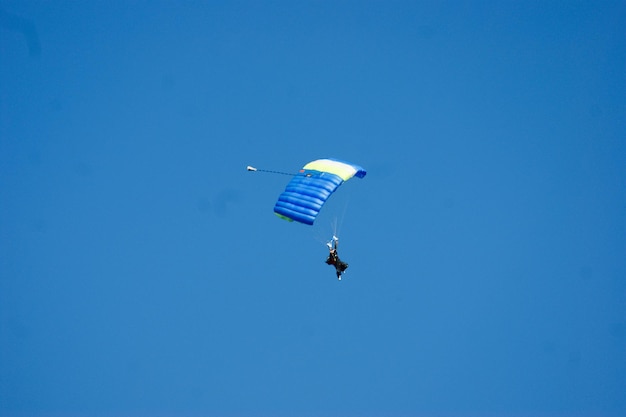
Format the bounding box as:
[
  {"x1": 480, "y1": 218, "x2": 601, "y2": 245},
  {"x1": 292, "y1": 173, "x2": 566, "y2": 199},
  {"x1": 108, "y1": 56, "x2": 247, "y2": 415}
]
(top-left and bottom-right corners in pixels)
[{"x1": 273, "y1": 158, "x2": 366, "y2": 225}]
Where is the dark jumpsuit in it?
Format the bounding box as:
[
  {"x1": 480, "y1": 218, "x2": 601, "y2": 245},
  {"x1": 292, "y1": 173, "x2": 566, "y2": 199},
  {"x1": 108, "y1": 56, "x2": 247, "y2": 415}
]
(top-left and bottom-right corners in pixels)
[{"x1": 326, "y1": 243, "x2": 348, "y2": 278}]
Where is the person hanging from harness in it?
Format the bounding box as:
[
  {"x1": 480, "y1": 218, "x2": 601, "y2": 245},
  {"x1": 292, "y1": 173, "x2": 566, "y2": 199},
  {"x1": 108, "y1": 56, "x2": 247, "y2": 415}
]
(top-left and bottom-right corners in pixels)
[{"x1": 325, "y1": 236, "x2": 349, "y2": 280}]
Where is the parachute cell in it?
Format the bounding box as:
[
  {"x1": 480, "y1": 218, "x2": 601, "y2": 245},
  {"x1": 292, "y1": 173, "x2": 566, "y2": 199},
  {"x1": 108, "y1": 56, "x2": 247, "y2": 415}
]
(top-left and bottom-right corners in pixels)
[{"x1": 273, "y1": 158, "x2": 366, "y2": 225}]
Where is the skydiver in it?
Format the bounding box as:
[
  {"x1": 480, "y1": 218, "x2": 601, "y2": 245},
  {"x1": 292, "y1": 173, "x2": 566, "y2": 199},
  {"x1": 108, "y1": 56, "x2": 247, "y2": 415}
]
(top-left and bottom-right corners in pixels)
[{"x1": 325, "y1": 236, "x2": 349, "y2": 280}]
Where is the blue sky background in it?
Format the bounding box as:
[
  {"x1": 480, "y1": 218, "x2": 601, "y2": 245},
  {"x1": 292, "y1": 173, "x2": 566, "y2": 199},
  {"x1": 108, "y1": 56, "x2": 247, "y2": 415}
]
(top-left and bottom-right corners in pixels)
[{"x1": 1, "y1": 1, "x2": 625, "y2": 416}]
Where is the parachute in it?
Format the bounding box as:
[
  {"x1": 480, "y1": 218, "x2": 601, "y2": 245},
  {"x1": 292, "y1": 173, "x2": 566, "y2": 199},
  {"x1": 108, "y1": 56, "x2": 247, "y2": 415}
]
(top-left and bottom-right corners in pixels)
[{"x1": 273, "y1": 158, "x2": 366, "y2": 225}]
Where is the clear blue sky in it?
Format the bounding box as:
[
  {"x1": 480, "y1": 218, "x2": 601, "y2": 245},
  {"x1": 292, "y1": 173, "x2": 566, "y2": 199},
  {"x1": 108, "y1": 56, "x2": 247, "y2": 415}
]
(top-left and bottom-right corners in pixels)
[{"x1": 1, "y1": 1, "x2": 625, "y2": 416}]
